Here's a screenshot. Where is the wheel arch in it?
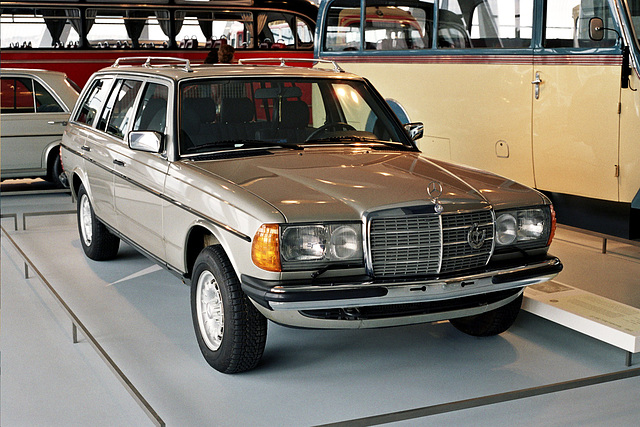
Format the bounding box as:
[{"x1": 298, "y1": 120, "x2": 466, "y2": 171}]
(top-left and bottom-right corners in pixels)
[{"x1": 184, "y1": 224, "x2": 223, "y2": 281}]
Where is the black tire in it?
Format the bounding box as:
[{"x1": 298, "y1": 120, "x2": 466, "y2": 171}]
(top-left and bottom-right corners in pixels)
[
  {"x1": 77, "y1": 184, "x2": 120, "y2": 261},
  {"x1": 48, "y1": 151, "x2": 68, "y2": 188},
  {"x1": 191, "y1": 245, "x2": 267, "y2": 374},
  {"x1": 449, "y1": 292, "x2": 523, "y2": 337}
]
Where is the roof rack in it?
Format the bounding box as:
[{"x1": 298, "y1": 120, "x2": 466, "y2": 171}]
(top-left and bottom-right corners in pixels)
[
  {"x1": 238, "y1": 57, "x2": 344, "y2": 73},
  {"x1": 111, "y1": 57, "x2": 193, "y2": 72}
]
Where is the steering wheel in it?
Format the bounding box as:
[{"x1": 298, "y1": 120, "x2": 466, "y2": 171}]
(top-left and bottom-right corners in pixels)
[{"x1": 305, "y1": 122, "x2": 356, "y2": 142}]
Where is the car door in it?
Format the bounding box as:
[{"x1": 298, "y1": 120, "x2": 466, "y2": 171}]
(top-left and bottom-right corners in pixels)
[
  {"x1": 0, "y1": 75, "x2": 69, "y2": 177},
  {"x1": 109, "y1": 79, "x2": 170, "y2": 261},
  {"x1": 532, "y1": 0, "x2": 621, "y2": 202},
  {"x1": 70, "y1": 77, "x2": 119, "y2": 226}
]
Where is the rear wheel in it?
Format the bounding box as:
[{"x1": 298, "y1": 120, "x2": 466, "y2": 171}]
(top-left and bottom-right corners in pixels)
[
  {"x1": 48, "y1": 151, "x2": 68, "y2": 188},
  {"x1": 449, "y1": 292, "x2": 523, "y2": 337},
  {"x1": 77, "y1": 184, "x2": 120, "y2": 260},
  {"x1": 191, "y1": 245, "x2": 267, "y2": 373}
]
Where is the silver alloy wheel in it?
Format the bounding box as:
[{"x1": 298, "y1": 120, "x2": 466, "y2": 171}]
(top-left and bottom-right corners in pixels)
[
  {"x1": 79, "y1": 194, "x2": 93, "y2": 246},
  {"x1": 196, "y1": 270, "x2": 224, "y2": 351}
]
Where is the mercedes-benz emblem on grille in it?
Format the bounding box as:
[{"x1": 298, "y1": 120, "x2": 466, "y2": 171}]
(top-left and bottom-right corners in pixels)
[{"x1": 467, "y1": 223, "x2": 486, "y2": 249}]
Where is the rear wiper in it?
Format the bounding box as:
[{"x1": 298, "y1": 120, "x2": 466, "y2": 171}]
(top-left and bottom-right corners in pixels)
[{"x1": 186, "y1": 139, "x2": 303, "y2": 152}]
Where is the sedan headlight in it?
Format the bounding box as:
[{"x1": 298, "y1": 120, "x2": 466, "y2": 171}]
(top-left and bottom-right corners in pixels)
[
  {"x1": 495, "y1": 206, "x2": 555, "y2": 248},
  {"x1": 252, "y1": 223, "x2": 363, "y2": 271}
]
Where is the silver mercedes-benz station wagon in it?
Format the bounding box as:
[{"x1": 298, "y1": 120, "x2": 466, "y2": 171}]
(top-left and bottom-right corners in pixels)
[{"x1": 61, "y1": 57, "x2": 562, "y2": 373}]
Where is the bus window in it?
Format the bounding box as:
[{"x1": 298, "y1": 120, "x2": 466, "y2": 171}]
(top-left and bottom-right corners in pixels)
[
  {"x1": 86, "y1": 9, "x2": 170, "y2": 49},
  {"x1": 1, "y1": 8, "x2": 81, "y2": 49},
  {"x1": 324, "y1": 0, "x2": 362, "y2": 52},
  {"x1": 363, "y1": 2, "x2": 432, "y2": 50},
  {"x1": 297, "y1": 17, "x2": 314, "y2": 48},
  {"x1": 175, "y1": 11, "x2": 252, "y2": 49},
  {"x1": 544, "y1": 0, "x2": 617, "y2": 48},
  {"x1": 438, "y1": 0, "x2": 533, "y2": 49}
]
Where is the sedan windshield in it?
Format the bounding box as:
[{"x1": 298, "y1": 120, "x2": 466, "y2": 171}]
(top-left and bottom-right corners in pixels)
[{"x1": 179, "y1": 77, "x2": 412, "y2": 156}]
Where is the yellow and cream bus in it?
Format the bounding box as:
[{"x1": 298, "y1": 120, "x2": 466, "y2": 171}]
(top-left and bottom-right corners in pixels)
[{"x1": 315, "y1": 0, "x2": 640, "y2": 240}]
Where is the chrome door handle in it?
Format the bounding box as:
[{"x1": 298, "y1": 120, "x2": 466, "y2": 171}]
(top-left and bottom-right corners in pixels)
[
  {"x1": 532, "y1": 72, "x2": 542, "y2": 99},
  {"x1": 81, "y1": 145, "x2": 91, "y2": 152},
  {"x1": 113, "y1": 159, "x2": 125, "y2": 167},
  {"x1": 47, "y1": 120, "x2": 68, "y2": 126}
]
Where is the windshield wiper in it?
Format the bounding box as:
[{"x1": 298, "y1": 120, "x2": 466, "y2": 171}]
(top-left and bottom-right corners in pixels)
[
  {"x1": 186, "y1": 139, "x2": 303, "y2": 152},
  {"x1": 305, "y1": 136, "x2": 413, "y2": 151}
]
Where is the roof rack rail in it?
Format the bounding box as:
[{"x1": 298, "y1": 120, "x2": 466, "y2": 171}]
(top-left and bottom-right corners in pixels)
[
  {"x1": 238, "y1": 57, "x2": 344, "y2": 73},
  {"x1": 111, "y1": 57, "x2": 193, "y2": 72}
]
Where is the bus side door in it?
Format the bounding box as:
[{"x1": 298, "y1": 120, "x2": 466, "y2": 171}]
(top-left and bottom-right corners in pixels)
[{"x1": 532, "y1": 0, "x2": 621, "y2": 202}]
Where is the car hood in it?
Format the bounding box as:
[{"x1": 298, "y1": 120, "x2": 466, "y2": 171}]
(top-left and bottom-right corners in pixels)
[{"x1": 188, "y1": 148, "x2": 545, "y2": 222}]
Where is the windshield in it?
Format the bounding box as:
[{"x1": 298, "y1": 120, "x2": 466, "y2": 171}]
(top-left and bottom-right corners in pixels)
[{"x1": 178, "y1": 77, "x2": 412, "y2": 156}]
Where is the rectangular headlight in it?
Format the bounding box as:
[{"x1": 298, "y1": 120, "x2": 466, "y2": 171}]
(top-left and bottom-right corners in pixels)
[
  {"x1": 495, "y1": 207, "x2": 551, "y2": 248},
  {"x1": 280, "y1": 223, "x2": 363, "y2": 269}
]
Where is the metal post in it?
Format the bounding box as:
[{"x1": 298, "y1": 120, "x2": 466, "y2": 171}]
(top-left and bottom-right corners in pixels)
[{"x1": 73, "y1": 322, "x2": 79, "y2": 344}]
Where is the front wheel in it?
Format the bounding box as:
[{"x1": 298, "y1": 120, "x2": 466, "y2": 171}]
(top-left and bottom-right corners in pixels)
[
  {"x1": 449, "y1": 291, "x2": 523, "y2": 337},
  {"x1": 191, "y1": 245, "x2": 267, "y2": 373},
  {"x1": 77, "y1": 184, "x2": 120, "y2": 260}
]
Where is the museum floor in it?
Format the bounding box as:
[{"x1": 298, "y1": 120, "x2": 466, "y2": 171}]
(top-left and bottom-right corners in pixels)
[{"x1": 2, "y1": 181, "x2": 639, "y2": 426}]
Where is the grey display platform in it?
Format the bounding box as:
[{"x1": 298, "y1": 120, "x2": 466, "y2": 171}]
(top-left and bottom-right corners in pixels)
[{"x1": 2, "y1": 186, "x2": 640, "y2": 426}]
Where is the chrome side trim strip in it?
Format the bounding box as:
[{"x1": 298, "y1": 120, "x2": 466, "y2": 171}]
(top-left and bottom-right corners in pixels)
[{"x1": 63, "y1": 145, "x2": 251, "y2": 242}]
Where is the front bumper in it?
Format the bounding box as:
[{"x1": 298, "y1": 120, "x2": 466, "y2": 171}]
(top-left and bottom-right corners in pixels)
[{"x1": 241, "y1": 256, "x2": 562, "y2": 312}]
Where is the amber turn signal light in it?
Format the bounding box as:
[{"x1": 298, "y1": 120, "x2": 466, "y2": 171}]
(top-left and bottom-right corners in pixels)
[{"x1": 252, "y1": 224, "x2": 281, "y2": 272}]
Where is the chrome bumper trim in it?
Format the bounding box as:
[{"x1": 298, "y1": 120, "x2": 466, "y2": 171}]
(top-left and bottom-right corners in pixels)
[{"x1": 242, "y1": 257, "x2": 562, "y2": 311}]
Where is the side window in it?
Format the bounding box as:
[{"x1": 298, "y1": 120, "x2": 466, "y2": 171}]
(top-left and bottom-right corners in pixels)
[
  {"x1": 104, "y1": 80, "x2": 143, "y2": 139},
  {"x1": 257, "y1": 12, "x2": 302, "y2": 49},
  {"x1": 324, "y1": 0, "x2": 362, "y2": 52},
  {"x1": 74, "y1": 77, "x2": 114, "y2": 126},
  {"x1": 86, "y1": 9, "x2": 170, "y2": 49},
  {"x1": 132, "y1": 83, "x2": 169, "y2": 133},
  {"x1": 544, "y1": 0, "x2": 617, "y2": 48},
  {"x1": 364, "y1": 1, "x2": 432, "y2": 50},
  {"x1": 267, "y1": 18, "x2": 294, "y2": 47},
  {"x1": 439, "y1": 0, "x2": 533, "y2": 49},
  {"x1": 175, "y1": 11, "x2": 252, "y2": 49},
  {"x1": 0, "y1": 77, "x2": 34, "y2": 114},
  {"x1": 1, "y1": 8, "x2": 81, "y2": 49},
  {"x1": 97, "y1": 80, "x2": 123, "y2": 132},
  {"x1": 34, "y1": 80, "x2": 64, "y2": 112},
  {"x1": 297, "y1": 17, "x2": 314, "y2": 48}
]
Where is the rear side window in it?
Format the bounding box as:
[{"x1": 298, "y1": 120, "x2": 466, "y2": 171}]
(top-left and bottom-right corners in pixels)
[
  {"x1": 34, "y1": 80, "x2": 64, "y2": 112},
  {"x1": 1, "y1": 77, "x2": 35, "y2": 113},
  {"x1": 74, "y1": 77, "x2": 114, "y2": 126},
  {"x1": 99, "y1": 79, "x2": 143, "y2": 139}
]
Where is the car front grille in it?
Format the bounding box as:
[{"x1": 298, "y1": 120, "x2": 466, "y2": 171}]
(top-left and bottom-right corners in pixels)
[{"x1": 368, "y1": 209, "x2": 494, "y2": 277}]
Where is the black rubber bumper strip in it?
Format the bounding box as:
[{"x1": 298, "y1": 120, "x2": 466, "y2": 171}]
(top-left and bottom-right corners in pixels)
[{"x1": 241, "y1": 275, "x2": 387, "y2": 309}]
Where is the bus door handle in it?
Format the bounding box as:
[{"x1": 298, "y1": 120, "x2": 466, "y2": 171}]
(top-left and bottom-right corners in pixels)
[{"x1": 532, "y1": 72, "x2": 542, "y2": 99}]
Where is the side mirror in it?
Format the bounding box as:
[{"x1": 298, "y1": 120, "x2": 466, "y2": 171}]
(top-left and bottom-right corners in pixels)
[
  {"x1": 589, "y1": 17, "x2": 605, "y2": 41},
  {"x1": 404, "y1": 122, "x2": 424, "y2": 141},
  {"x1": 128, "y1": 131, "x2": 163, "y2": 153}
]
